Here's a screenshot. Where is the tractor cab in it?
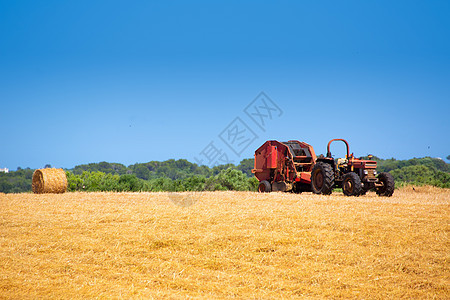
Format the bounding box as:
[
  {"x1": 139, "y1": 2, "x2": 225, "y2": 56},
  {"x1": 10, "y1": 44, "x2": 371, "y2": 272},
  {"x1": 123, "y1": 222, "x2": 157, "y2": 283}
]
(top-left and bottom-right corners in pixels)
[{"x1": 325, "y1": 139, "x2": 377, "y2": 181}]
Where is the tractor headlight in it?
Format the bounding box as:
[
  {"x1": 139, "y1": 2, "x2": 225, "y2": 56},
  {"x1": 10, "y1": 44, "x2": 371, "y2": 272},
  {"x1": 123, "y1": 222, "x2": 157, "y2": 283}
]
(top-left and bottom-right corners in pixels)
[
  {"x1": 373, "y1": 170, "x2": 377, "y2": 175},
  {"x1": 363, "y1": 170, "x2": 368, "y2": 175}
]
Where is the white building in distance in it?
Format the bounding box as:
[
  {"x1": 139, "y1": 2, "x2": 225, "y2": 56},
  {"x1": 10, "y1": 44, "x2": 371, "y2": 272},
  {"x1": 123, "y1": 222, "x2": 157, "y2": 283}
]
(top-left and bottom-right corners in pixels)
[{"x1": 0, "y1": 168, "x2": 9, "y2": 173}]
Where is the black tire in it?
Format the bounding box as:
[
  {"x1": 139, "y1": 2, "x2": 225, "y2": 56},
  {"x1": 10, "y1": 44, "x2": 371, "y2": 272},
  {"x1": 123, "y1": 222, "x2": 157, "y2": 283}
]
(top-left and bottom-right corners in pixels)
[
  {"x1": 361, "y1": 183, "x2": 373, "y2": 195},
  {"x1": 376, "y1": 172, "x2": 395, "y2": 197},
  {"x1": 293, "y1": 182, "x2": 302, "y2": 194},
  {"x1": 311, "y1": 162, "x2": 334, "y2": 195},
  {"x1": 293, "y1": 182, "x2": 309, "y2": 194},
  {"x1": 258, "y1": 180, "x2": 271, "y2": 193},
  {"x1": 342, "y1": 172, "x2": 363, "y2": 196}
]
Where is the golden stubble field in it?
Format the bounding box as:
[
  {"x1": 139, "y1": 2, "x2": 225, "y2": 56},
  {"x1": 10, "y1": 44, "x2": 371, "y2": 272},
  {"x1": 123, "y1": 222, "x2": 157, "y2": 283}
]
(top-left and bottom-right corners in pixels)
[{"x1": 0, "y1": 187, "x2": 449, "y2": 299}]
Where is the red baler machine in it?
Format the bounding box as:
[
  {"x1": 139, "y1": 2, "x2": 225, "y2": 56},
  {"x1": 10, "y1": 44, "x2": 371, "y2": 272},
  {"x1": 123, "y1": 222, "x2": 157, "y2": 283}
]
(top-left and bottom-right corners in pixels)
[{"x1": 252, "y1": 140, "x2": 317, "y2": 193}]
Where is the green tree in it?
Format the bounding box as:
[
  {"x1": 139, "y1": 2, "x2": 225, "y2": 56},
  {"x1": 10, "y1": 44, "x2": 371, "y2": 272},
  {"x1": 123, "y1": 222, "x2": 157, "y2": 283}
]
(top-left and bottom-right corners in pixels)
[
  {"x1": 182, "y1": 175, "x2": 206, "y2": 191},
  {"x1": 204, "y1": 176, "x2": 226, "y2": 191},
  {"x1": 148, "y1": 177, "x2": 175, "y2": 191},
  {"x1": 390, "y1": 165, "x2": 434, "y2": 184},
  {"x1": 118, "y1": 174, "x2": 143, "y2": 192},
  {"x1": 237, "y1": 158, "x2": 254, "y2": 177},
  {"x1": 134, "y1": 165, "x2": 150, "y2": 180},
  {"x1": 0, "y1": 176, "x2": 13, "y2": 193},
  {"x1": 73, "y1": 162, "x2": 128, "y2": 175},
  {"x1": 247, "y1": 177, "x2": 259, "y2": 191},
  {"x1": 66, "y1": 171, "x2": 83, "y2": 191},
  {"x1": 217, "y1": 168, "x2": 250, "y2": 191}
]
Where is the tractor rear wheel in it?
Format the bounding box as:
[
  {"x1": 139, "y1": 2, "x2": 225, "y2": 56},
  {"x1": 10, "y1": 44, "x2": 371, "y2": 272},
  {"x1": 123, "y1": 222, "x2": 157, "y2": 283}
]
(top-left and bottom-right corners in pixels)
[
  {"x1": 311, "y1": 162, "x2": 334, "y2": 195},
  {"x1": 376, "y1": 172, "x2": 395, "y2": 197},
  {"x1": 342, "y1": 172, "x2": 363, "y2": 196},
  {"x1": 258, "y1": 180, "x2": 271, "y2": 193}
]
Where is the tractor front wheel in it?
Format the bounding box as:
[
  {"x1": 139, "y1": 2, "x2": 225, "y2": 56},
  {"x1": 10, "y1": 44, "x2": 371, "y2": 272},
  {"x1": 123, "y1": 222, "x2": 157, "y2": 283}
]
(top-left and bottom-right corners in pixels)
[
  {"x1": 376, "y1": 172, "x2": 395, "y2": 197},
  {"x1": 258, "y1": 180, "x2": 272, "y2": 193},
  {"x1": 311, "y1": 162, "x2": 334, "y2": 195},
  {"x1": 342, "y1": 172, "x2": 363, "y2": 196}
]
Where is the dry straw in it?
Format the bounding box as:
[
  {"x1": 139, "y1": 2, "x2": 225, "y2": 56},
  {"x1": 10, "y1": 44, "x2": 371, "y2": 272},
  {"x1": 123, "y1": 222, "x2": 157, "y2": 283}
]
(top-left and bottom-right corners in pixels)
[
  {"x1": 32, "y1": 168, "x2": 67, "y2": 194},
  {"x1": 0, "y1": 188, "x2": 448, "y2": 298}
]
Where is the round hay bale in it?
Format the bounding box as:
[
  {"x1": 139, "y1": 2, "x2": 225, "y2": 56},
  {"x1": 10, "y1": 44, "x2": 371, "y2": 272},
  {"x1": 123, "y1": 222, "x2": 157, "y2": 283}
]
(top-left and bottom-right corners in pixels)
[{"x1": 32, "y1": 168, "x2": 67, "y2": 194}]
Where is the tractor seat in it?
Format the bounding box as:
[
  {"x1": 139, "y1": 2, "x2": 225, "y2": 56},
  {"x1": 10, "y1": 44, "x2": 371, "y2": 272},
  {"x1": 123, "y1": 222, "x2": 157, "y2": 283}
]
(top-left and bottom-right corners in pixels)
[{"x1": 337, "y1": 158, "x2": 348, "y2": 167}]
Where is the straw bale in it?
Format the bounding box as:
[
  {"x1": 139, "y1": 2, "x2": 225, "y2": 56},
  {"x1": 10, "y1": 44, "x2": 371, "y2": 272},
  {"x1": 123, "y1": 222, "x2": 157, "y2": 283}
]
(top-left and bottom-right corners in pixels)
[{"x1": 32, "y1": 168, "x2": 67, "y2": 194}]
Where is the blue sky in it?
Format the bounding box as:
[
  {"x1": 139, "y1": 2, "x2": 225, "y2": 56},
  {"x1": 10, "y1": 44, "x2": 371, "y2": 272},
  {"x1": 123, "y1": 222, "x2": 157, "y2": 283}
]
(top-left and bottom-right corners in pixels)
[{"x1": 1, "y1": 0, "x2": 449, "y2": 170}]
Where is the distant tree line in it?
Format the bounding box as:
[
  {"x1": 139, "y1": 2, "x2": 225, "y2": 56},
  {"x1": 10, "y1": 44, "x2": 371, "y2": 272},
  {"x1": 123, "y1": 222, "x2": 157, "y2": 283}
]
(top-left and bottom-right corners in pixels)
[
  {"x1": 0, "y1": 168, "x2": 34, "y2": 193},
  {"x1": 65, "y1": 167, "x2": 258, "y2": 192},
  {"x1": 0, "y1": 157, "x2": 448, "y2": 193},
  {"x1": 71, "y1": 159, "x2": 255, "y2": 179}
]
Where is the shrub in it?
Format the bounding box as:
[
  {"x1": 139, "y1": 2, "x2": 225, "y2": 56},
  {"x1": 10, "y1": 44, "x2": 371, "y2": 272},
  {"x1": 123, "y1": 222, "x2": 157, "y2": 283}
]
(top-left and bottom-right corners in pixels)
[
  {"x1": 247, "y1": 177, "x2": 259, "y2": 191},
  {"x1": 118, "y1": 174, "x2": 143, "y2": 192},
  {"x1": 182, "y1": 175, "x2": 206, "y2": 191},
  {"x1": 217, "y1": 168, "x2": 251, "y2": 191}
]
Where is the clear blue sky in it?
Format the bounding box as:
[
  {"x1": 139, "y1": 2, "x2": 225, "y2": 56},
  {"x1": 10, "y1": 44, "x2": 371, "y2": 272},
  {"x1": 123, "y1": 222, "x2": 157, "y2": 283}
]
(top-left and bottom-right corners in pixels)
[{"x1": 1, "y1": 0, "x2": 449, "y2": 170}]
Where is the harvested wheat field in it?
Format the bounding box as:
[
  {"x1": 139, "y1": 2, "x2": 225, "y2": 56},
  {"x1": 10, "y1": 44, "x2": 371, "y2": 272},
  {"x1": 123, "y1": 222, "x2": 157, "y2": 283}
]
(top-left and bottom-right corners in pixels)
[{"x1": 0, "y1": 187, "x2": 449, "y2": 299}]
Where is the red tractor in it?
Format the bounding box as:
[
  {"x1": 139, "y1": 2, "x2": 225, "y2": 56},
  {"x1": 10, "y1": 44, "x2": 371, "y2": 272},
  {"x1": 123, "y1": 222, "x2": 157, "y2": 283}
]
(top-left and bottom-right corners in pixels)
[
  {"x1": 252, "y1": 139, "x2": 395, "y2": 197},
  {"x1": 311, "y1": 139, "x2": 394, "y2": 196}
]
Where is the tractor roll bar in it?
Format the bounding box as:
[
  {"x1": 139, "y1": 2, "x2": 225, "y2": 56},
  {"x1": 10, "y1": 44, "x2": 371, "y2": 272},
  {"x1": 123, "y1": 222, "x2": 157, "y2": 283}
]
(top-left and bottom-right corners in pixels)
[{"x1": 327, "y1": 139, "x2": 350, "y2": 158}]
